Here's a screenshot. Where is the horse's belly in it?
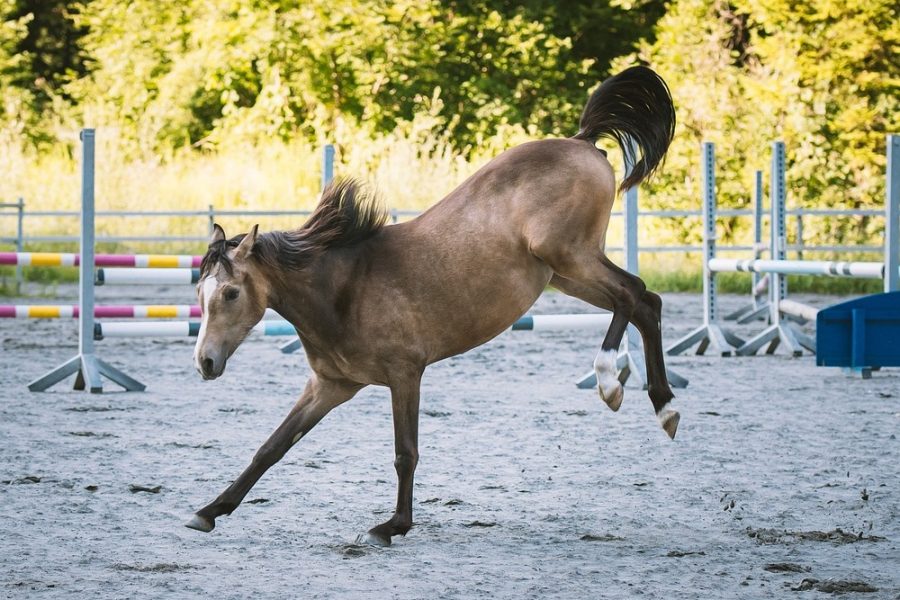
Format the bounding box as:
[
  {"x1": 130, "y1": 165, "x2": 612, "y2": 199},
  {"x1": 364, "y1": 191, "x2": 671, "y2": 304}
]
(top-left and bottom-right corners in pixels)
[{"x1": 420, "y1": 260, "x2": 553, "y2": 363}]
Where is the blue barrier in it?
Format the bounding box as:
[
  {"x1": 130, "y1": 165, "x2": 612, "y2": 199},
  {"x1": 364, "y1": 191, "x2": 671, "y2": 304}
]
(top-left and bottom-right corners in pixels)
[{"x1": 816, "y1": 292, "x2": 900, "y2": 378}]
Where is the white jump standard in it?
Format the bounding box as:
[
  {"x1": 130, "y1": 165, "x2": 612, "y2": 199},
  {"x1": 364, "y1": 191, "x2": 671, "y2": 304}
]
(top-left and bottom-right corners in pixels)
[
  {"x1": 665, "y1": 142, "x2": 745, "y2": 356},
  {"x1": 668, "y1": 136, "x2": 899, "y2": 360},
  {"x1": 28, "y1": 129, "x2": 145, "y2": 393},
  {"x1": 739, "y1": 142, "x2": 832, "y2": 356}
]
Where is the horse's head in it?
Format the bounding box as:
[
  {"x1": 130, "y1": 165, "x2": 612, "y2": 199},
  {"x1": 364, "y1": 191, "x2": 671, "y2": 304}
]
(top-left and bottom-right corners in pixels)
[{"x1": 193, "y1": 223, "x2": 268, "y2": 380}]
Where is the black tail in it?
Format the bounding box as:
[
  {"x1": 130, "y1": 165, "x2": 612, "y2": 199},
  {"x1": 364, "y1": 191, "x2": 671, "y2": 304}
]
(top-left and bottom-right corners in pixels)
[{"x1": 573, "y1": 66, "x2": 676, "y2": 192}]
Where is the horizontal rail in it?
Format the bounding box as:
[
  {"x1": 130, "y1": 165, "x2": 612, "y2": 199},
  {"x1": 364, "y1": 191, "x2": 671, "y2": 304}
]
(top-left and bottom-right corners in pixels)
[
  {"x1": 0, "y1": 237, "x2": 880, "y2": 255},
  {"x1": 787, "y1": 245, "x2": 882, "y2": 253},
  {"x1": 93, "y1": 312, "x2": 614, "y2": 340},
  {"x1": 0, "y1": 207, "x2": 885, "y2": 218},
  {"x1": 779, "y1": 300, "x2": 820, "y2": 322},
  {"x1": 786, "y1": 208, "x2": 883, "y2": 216},
  {"x1": 1, "y1": 235, "x2": 211, "y2": 243},
  {"x1": 0, "y1": 305, "x2": 283, "y2": 319},
  {"x1": 708, "y1": 258, "x2": 885, "y2": 278},
  {"x1": 94, "y1": 320, "x2": 299, "y2": 339},
  {"x1": 95, "y1": 268, "x2": 200, "y2": 285},
  {"x1": 0, "y1": 209, "x2": 312, "y2": 218},
  {"x1": 1, "y1": 239, "x2": 886, "y2": 252},
  {"x1": 511, "y1": 313, "x2": 611, "y2": 331},
  {"x1": 0, "y1": 251, "x2": 201, "y2": 267}
]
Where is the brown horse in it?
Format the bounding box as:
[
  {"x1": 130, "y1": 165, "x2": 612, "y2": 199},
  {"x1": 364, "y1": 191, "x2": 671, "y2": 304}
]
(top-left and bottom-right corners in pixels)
[{"x1": 186, "y1": 66, "x2": 678, "y2": 545}]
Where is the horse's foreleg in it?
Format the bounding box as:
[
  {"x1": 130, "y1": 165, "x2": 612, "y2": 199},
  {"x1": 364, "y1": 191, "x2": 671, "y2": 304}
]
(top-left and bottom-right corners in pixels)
[
  {"x1": 358, "y1": 373, "x2": 421, "y2": 547},
  {"x1": 185, "y1": 376, "x2": 361, "y2": 533}
]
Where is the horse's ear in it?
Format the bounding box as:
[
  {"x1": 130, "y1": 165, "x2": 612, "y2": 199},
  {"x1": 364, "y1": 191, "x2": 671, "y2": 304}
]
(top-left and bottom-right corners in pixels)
[
  {"x1": 234, "y1": 224, "x2": 259, "y2": 260},
  {"x1": 210, "y1": 223, "x2": 226, "y2": 245}
]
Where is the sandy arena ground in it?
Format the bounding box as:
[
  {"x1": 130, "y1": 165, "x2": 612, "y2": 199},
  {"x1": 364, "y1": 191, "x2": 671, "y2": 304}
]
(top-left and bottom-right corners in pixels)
[{"x1": 1, "y1": 285, "x2": 898, "y2": 599}]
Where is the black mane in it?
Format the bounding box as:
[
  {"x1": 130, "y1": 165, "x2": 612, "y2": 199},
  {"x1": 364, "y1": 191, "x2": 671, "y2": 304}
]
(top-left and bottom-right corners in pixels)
[{"x1": 200, "y1": 178, "x2": 388, "y2": 276}]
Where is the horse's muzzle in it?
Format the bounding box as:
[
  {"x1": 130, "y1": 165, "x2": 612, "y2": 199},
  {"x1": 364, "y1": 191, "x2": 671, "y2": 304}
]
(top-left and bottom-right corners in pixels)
[{"x1": 196, "y1": 352, "x2": 226, "y2": 380}]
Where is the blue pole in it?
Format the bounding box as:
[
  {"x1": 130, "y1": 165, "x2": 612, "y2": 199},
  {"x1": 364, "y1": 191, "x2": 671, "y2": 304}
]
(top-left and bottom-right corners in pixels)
[
  {"x1": 623, "y1": 142, "x2": 638, "y2": 276},
  {"x1": 80, "y1": 130, "x2": 96, "y2": 360},
  {"x1": 702, "y1": 142, "x2": 716, "y2": 325},
  {"x1": 752, "y1": 169, "x2": 764, "y2": 300},
  {"x1": 321, "y1": 144, "x2": 335, "y2": 191},
  {"x1": 770, "y1": 141, "x2": 787, "y2": 324},
  {"x1": 886, "y1": 134, "x2": 899, "y2": 293}
]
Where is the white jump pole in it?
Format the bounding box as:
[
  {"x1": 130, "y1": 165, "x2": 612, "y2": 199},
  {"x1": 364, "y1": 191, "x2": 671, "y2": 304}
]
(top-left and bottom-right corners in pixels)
[
  {"x1": 708, "y1": 258, "x2": 884, "y2": 278},
  {"x1": 95, "y1": 268, "x2": 201, "y2": 285},
  {"x1": 93, "y1": 314, "x2": 617, "y2": 341},
  {"x1": 512, "y1": 314, "x2": 613, "y2": 331},
  {"x1": 779, "y1": 299, "x2": 819, "y2": 322},
  {"x1": 28, "y1": 129, "x2": 145, "y2": 393},
  {"x1": 94, "y1": 320, "x2": 299, "y2": 339}
]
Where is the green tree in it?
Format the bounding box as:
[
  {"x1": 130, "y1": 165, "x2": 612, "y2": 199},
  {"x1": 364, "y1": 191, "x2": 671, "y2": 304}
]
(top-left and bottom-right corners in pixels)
[
  {"x1": 6, "y1": 0, "x2": 90, "y2": 107},
  {"x1": 625, "y1": 0, "x2": 899, "y2": 248},
  {"x1": 0, "y1": 0, "x2": 32, "y2": 134},
  {"x1": 67, "y1": 0, "x2": 592, "y2": 155},
  {"x1": 445, "y1": 0, "x2": 666, "y2": 82}
]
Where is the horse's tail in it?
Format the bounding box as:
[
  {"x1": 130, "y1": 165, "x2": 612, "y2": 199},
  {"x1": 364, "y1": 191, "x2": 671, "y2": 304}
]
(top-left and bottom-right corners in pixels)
[{"x1": 572, "y1": 65, "x2": 676, "y2": 192}]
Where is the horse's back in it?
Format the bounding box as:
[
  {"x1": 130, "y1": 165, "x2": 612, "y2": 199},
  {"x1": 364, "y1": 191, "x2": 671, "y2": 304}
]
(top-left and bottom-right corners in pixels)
[
  {"x1": 414, "y1": 138, "x2": 616, "y2": 247},
  {"x1": 336, "y1": 138, "x2": 619, "y2": 367}
]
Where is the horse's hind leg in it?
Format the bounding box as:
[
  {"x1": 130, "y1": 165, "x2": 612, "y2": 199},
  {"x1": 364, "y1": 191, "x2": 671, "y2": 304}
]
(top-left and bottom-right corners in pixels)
[
  {"x1": 185, "y1": 376, "x2": 362, "y2": 533},
  {"x1": 540, "y1": 253, "x2": 643, "y2": 411},
  {"x1": 549, "y1": 268, "x2": 679, "y2": 439},
  {"x1": 631, "y1": 290, "x2": 679, "y2": 436}
]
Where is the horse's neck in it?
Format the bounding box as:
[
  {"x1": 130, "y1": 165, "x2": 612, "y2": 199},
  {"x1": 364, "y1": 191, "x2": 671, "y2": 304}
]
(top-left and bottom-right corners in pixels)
[{"x1": 266, "y1": 252, "x2": 348, "y2": 348}]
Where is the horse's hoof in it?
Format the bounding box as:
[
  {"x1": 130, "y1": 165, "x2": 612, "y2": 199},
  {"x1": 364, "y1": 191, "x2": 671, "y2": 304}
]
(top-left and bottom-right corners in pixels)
[
  {"x1": 356, "y1": 531, "x2": 391, "y2": 547},
  {"x1": 185, "y1": 513, "x2": 215, "y2": 533},
  {"x1": 599, "y1": 383, "x2": 624, "y2": 412},
  {"x1": 658, "y1": 409, "x2": 680, "y2": 439}
]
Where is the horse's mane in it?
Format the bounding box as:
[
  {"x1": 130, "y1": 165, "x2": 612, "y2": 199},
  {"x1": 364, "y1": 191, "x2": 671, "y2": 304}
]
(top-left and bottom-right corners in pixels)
[{"x1": 200, "y1": 178, "x2": 388, "y2": 276}]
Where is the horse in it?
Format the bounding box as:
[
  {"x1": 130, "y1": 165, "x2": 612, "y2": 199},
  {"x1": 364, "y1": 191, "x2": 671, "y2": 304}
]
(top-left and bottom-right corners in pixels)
[{"x1": 185, "y1": 65, "x2": 678, "y2": 545}]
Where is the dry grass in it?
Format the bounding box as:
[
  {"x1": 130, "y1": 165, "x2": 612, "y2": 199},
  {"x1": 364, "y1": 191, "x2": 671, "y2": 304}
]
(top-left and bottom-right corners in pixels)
[{"x1": 0, "y1": 117, "x2": 500, "y2": 247}]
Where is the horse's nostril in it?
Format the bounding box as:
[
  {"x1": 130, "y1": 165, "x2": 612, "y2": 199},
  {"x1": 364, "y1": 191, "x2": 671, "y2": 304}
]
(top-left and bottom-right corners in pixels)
[{"x1": 202, "y1": 357, "x2": 214, "y2": 374}]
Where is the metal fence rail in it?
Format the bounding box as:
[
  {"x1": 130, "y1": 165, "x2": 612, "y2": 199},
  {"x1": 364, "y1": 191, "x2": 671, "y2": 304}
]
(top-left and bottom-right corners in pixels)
[{"x1": 0, "y1": 205, "x2": 886, "y2": 253}]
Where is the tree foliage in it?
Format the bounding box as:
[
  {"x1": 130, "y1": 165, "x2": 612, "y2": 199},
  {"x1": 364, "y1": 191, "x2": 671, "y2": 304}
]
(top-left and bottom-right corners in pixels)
[
  {"x1": 59, "y1": 0, "x2": 613, "y2": 154},
  {"x1": 624, "y1": 0, "x2": 898, "y2": 246},
  {"x1": 446, "y1": 0, "x2": 666, "y2": 82}
]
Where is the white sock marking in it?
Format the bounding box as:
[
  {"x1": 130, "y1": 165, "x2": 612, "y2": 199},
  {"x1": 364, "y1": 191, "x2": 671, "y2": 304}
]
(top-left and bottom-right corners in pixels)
[
  {"x1": 593, "y1": 348, "x2": 620, "y2": 399},
  {"x1": 657, "y1": 402, "x2": 673, "y2": 424}
]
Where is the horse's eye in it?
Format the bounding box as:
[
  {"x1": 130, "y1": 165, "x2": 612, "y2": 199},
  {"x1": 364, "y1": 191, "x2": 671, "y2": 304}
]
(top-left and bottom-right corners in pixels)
[{"x1": 223, "y1": 288, "x2": 240, "y2": 302}]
